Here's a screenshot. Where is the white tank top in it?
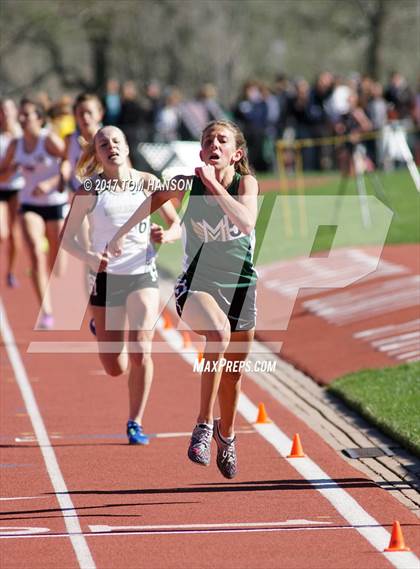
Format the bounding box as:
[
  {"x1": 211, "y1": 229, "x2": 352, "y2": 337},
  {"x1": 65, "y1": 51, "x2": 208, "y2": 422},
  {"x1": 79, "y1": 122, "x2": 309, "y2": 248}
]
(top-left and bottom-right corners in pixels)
[
  {"x1": 67, "y1": 131, "x2": 82, "y2": 191},
  {"x1": 88, "y1": 171, "x2": 156, "y2": 275},
  {"x1": 15, "y1": 129, "x2": 68, "y2": 206},
  {"x1": 0, "y1": 132, "x2": 24, "y2": 191}
]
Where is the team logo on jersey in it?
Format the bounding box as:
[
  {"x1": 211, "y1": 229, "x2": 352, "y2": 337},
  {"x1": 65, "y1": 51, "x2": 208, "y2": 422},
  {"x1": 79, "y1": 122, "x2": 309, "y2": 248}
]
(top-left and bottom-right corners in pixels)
[{"x1": 191, "y1": 216, "x2": 243, "y2": 242}]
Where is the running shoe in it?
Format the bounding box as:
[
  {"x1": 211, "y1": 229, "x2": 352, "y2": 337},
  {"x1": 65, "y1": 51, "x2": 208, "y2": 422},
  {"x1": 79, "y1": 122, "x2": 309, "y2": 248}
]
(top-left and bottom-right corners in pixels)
[
  {"x1": 187, "y1": 423, "x2": 213, "y2": 466},
  {"x1": 6, "y1": 273, "x2": 18, "y2": 288},
  {"x1": 213, "y1": 418, "x2": 237, "y2": 479},
  {"x1": 126, "y1": 421, "x2": 150, "y2": 445},
  {"x1": 38, "y1": 314, "x2": 54, "y2": 330},
  {"x1": 89, "y1": 317, "x2": 96, "y2": 336}
]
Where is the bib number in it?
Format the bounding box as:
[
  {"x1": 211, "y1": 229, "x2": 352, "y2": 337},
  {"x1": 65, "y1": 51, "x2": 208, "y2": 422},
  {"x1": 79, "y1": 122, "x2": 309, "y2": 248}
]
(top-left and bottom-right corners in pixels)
[{"x1": 138, "y1": 221, "x2": 148, "y2": 234}]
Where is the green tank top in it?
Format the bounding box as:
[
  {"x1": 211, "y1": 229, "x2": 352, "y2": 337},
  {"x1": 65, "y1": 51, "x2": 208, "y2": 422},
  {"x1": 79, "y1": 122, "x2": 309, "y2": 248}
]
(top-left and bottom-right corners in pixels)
[{"x1": 182, "y1": 173, "x2": 257, "y2": 288}]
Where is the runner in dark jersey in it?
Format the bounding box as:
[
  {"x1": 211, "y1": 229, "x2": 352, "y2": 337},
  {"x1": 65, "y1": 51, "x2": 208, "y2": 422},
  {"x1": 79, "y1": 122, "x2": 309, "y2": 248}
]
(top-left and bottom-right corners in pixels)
[{"x1": 109, "y1": 120, "x2": 259, "y2": 479}]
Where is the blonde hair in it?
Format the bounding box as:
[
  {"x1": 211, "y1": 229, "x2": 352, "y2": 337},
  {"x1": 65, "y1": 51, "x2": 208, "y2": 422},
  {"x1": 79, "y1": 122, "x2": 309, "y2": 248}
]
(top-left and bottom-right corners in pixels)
[
  {"x1": 76, "y1": 137, "x2": 102, "y2": 180},
  {"x1": 201, "y1": 120, "x2": 252, "y2": 176},
  {"x1": 76, "y1": 125, "x2": 127, "y2": 180}
]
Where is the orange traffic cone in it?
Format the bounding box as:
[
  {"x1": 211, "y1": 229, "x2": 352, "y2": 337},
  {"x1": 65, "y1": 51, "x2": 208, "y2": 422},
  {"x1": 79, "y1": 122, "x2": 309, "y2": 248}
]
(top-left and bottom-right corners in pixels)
[
  {"x1": 162, "y1": 310, "x2": 173, "y2": 330},
  {"x1": 287, "y1": 434, "x2": 305, "y2": 458},
  {"x1": 255, "y1": 403, "x2": 271, "y2": 424},
  {"x1": 384, "y1": 521, "x2": 411, "y2": 552},
  {"x1": 182, "y1": 330, "x2": 192, "y2": 348}
]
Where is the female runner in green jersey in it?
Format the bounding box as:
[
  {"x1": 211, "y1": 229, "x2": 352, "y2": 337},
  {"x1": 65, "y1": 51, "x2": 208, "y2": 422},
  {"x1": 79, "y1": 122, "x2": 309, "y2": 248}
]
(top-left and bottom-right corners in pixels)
[{"x1": 109, "y1": 120, "x2": 258, "y2": 479}]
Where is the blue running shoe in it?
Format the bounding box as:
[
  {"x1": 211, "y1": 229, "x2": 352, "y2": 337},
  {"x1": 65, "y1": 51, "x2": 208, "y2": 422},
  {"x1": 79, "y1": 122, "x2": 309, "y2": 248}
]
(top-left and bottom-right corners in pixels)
[
  {"x1": 126, "y1": 421, "x2": 150, "y2": 445},
  {"x1": 89, "y1": 317, "x2": 96, "y2": 336},
  {"x1": 6, "y1": 273, "x2": 19, "y2": 288}
]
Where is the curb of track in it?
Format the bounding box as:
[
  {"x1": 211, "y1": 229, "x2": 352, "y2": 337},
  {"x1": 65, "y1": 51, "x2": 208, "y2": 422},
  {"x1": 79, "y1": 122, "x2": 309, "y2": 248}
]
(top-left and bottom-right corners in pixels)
[{"x1": 246, "y1": 344, "x2": 420, "y2": 517}]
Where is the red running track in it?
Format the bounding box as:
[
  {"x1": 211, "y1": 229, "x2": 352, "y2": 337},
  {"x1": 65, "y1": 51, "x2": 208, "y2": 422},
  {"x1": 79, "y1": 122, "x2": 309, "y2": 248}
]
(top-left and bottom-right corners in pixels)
[{"x1": 0, "y1": 251, "x2": 419, "y2": 569}]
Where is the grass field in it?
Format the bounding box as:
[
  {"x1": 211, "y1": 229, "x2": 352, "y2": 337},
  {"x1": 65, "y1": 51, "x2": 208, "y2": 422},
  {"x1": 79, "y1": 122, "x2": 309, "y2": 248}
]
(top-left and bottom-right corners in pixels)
[
  {"x1": 154, "y1": 169, "x2": 420, "y2": 276},
  {"x1": 328, "y1": 362, "x2": 420, "y2": 456}
]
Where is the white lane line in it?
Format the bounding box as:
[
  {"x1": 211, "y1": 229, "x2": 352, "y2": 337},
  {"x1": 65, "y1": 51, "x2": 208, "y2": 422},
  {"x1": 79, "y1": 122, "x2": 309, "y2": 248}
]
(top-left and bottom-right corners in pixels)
[
  {"x1": 0, "y1": 496, "x2": 47, "y2": 501},
  {"x1": 239, "y1": 396, "x2": 419, "y2": 569},
  {"x1": 0, "y1": 299, "x2": 96, "y2": 569},
  {"x1": 159, "y1": 322, "x2": 420, "y2": 569},
  {"x1": 354, "y1": 319, "x2": 420, "y2": 340},
  {"x1": 371, "y1": 331, "x2": 420, "y2": 347},
  {"x1": 396, "y1": 351, "x2": 420, "y2": 360},
  {"x1": 89, "y1": 519, "x2": 329, "y2": 532},
  {"x1": 0, "y1": 526, "x2": 50, "y2": 535},
  {"x1": 0, "y1": 524, "x2": 377, "y2": 540},
  {"x1": 26, "y1": 341, "x2": 283, "y2": 354}
]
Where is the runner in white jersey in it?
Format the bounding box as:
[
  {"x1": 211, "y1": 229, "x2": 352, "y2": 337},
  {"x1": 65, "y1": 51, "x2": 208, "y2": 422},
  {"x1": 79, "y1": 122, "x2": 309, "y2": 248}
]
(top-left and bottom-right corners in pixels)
[
  {"x1": 60, "y1": 93, "x2": 104, "y2": 257},
  {"x1": 0, "y1": 99, "x2": 24, "y2": 287},
  {"x1": 0, "y1": 97, "x2": 67, "y2": 328},
  {"x1": 62, "y1": 125, "x2": 181, "y2": 445},
  {"x1": 61, "y1": 93, "x2": 104, "y2": 192}
]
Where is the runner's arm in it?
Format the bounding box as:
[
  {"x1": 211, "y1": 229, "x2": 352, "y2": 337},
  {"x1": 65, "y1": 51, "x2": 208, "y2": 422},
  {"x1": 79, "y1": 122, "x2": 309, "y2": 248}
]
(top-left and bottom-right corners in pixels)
[
  {"x1": 32, "y1": 133, "x2": 67, "y2": 195},
  {"x1": 196, "y1": 167, "x2": 258, "y2": 235},
  {"x1": 61, "y1": 188, "x2": 106, "y2": 272},
  {"x1": 59, "y1": 135, "x2": 73, "y2": 191},
  {"x1": 109, "y1": 176, "x2": 190, "y2": 256},
  {"x1": 153, "y1": 199, "x2": 182, "y2": 243},
  {"x1": 0, "y1": 139, "x2": 18, "y2": 182}
]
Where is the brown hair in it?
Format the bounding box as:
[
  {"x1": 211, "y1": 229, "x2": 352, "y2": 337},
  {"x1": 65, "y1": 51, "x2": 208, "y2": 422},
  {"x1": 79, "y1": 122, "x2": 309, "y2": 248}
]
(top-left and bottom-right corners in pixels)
[
  {"x1": 20, "y1": 97, "x2": 47, "y2": 125},
  {"x1": 73, "y1": 92, "x2": 104, "y2": 113},
  {"x1": 201, "y1": 120, "x2": 252, "y2": 176}
]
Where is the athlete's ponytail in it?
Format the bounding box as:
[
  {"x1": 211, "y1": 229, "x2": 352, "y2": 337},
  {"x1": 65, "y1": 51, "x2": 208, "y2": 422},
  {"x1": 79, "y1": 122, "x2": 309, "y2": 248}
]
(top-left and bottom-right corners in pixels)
[
  {"x1": 76, "y1": 137, "x2": 102, "y2": 180},
  {"x1": 201, "y1": 120, "x2": 252, "y2": 176}
]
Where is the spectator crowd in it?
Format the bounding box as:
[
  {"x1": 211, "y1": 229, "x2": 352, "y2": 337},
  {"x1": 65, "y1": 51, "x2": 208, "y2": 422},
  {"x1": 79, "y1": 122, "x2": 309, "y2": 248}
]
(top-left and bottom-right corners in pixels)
[{"x1": 4, "y1": 71, "x2": 420, "y2": 172}]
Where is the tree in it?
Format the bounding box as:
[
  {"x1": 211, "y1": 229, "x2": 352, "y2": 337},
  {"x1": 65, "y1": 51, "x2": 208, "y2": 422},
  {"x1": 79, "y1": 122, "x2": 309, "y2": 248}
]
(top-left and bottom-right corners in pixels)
[{"x1": 0, "y1": 0, "x2": 417, "y2": 99}]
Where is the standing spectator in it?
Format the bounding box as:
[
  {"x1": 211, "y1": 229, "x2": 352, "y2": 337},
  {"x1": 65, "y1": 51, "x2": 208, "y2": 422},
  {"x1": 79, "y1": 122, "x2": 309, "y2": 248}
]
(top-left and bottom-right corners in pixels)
[
  {"x1": 179, "y1": 94, "x2": 209, "y2": 141},
  {"x1": 103, "y1": 79, "x2": 121, "y2": 126},
  {"x1": 260, "y1": 82, "x2": 280, "y2": 170},
  {"x1": 49, "y1": 96, "x2": 76, "y2": 139},
  {"x1": 273, "y1": 74, "x2": 291, "y2": 138},
  {"x1": 359, "y1": 75, "x2": 374, "y2": 112},
  {"x1": 412, "y1": 75, "x2": 420, "y2": 165},
  {"x1": 288, "y1": 78, "x2": 315, "y2": 171},
  {"x1": 198, "y1": 83, "x2": 228, "y2": 123},
  {"x1": 367, "y1": 81, "x2": 387, "y2": 166},
  {"x1": 155, "y1": 87, "x2": 183, "y2": 142},
  {"x1": 179, "y1": 84, "x2": 228, "y2": 141},
  {"x1": 384, "y1": 72, "x2": 414, "y2": 170},
  {"x1": 118, "y1": 81, "x2": 145, "y2": 166},
  {"x1": 335, "y1": 90, "x2": 373, "y2": 176},
  {"x1": 384, "y1": 72, "x2": 414, "y2": 120},
  {"x1": 35, "y1": 92, "x2": 52, "y2": 116},
  {"x1": 143, "y1": 80, "x2": 163, "y2": 142},
  {"x1": 308, "y1": 71, "x2": 335, "y2": 170},
  {"x1": 326, "y1": 77, "x2": 352, "y2": 122},
  {"x1": 234, "y1": 80, "x2": 268, "y2": 171}
]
